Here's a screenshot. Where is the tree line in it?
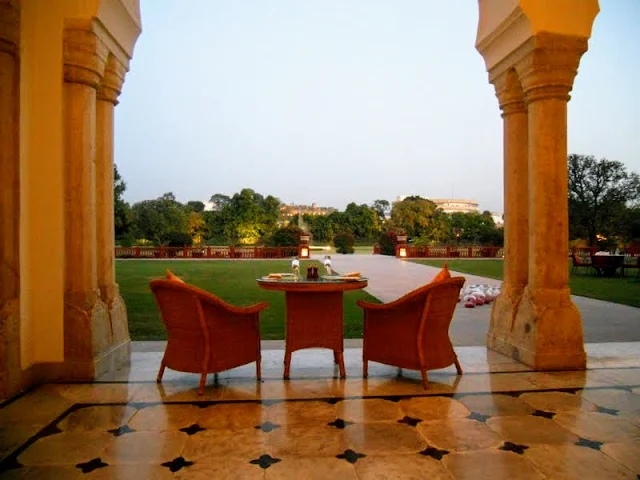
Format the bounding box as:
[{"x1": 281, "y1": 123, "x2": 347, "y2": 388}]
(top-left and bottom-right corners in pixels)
[
  {"x1": 114, "y1": 170, "x2": 503, "y2": 248},
  {"x1": 113, "y1": 153, "x2": 639, "y2": 249}
]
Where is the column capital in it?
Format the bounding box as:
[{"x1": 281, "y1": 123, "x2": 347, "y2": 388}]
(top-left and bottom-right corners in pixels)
[
  {"x1": 492, "y1": 69, "x2": 526, "y2": 117},
  {"x1": 516, "y1": 32, "x2": 589, "y2": 105},
  {"x1": 97, "y1": 55, "x2": 128, "y2": 105},
  {"x1": 64, "y1": 28, "x2": 109, "y2": 88},
  {"x1": 0, "y1": 0, "x2": 19, "y2": 56}
]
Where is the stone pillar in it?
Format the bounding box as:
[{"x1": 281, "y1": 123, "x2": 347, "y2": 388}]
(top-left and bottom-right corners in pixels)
[
  {"x1": 510, "y1": 33, "x2": 589, "y2": 369},
  {"x1": 487, "y1": 69, "x2": 529, "y2": 354},
  {"x1": 62, "y1": 27, "x2": 113, "y2": 379},
  {"x1": 0, "y1": 0, "x2": 21, "y2": 399},
  {"x1": 96, "y1": 54, "x2": 131, "y2": 355}
]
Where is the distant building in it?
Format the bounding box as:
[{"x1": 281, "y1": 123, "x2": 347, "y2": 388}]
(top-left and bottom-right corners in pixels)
[
  {"x1": 395, "y1": 196, "x2": 479, "y2": 214},
  {"x1": 278, "y1": 203, "x2": 336, "y2": 225}
]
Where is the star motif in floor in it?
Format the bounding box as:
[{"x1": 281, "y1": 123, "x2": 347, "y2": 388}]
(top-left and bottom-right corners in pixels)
[
  {"x1": 161, "y1": 456, "x2": 194, "y2": 473},
  {"x1": 398, "y1": 416, "x2": 422, "y2": 427},
  {"x1": 336, "y1": 449, "x2": 366, "y2": 464},
  {"x1": 180, "y1": 423, "x2": 206, "y2": 436},
  {"x1": 419, "y1": 446, "x2": 450, "y2": 461},
  {"x1": 467, "y1": 411, "x2": 490, "y2": 423},
  {"x1": 39, "y1": 424, "x2": 63, "y2": 439},
  {"x1": 596, "y1": 405, "x2": 619, "y2": 416},
  {"x1": 249, "y1": 454, "x2": 281, "y2": 469},
  {"x1": 328, "y1": 418, "x2": 353, "y2": 429},
  {"x1": 108, "y1": 424, "x2": 135, "y2": 437},
  {"x1": 575, "y1": 437, "x2": 603, "y2": 450},
  {"x1": 532, "y1": 409, "x2": 556, "y2": 419},
  {"x1": 255, "y1": 421, "x2": 281, "y2": 433},
  {"x1": 499, "y1": 441, "x2": 529, "y2": 455},
  {"x1": 76, "y1": 458, "x2": 108, "y2": 474}
]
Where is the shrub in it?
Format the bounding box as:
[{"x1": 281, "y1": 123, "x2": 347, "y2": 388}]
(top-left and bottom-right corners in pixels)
[
  {"x1": 334, "y1": 231, "x2": 355, "y2": 254},
  {"x1": 270, "y1": 226, "x2": 305, "y2": 247},
  {"x1": 165, "y1": 231, "x2": 193, "y2": 247},
  {"x1": 378, "y1": 231, "x2": 398, "y2": 256}
]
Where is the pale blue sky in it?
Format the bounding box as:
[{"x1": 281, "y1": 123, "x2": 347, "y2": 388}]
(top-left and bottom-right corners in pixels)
[{"x1": 115, "y1": 0, "x2": 639, "y2": 213}]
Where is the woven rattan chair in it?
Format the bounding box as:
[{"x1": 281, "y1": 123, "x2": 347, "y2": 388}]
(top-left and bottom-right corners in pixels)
[
  {"x1": 357, "y1": 276, "x2": 465, "y2": 389},
  {"x1": 150, "y1": 279, "x2": 268, "y2": 395}
]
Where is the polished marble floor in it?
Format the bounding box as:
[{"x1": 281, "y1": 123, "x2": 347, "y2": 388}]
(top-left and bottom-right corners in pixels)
[{"x1": 1, "y1": 344, "x2": 639, "y2": 479}]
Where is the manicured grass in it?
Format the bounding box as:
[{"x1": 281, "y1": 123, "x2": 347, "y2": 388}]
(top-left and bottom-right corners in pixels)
[
  {"x1": 116, "y1": 260, "x2": 379, "y2": 341},
  {"x1": 413, "y1": 259, "x2": 640, "y2": 308}
]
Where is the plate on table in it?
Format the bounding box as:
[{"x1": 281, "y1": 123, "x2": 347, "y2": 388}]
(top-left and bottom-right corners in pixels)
[
  {"x1": 322, "y1": 275, "x2": 362, "y2": 281},
  {"x1": 263, "y1": 273, "x2": 297, "y2": 280}
]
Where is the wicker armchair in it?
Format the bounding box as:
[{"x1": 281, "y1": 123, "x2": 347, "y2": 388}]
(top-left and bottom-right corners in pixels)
[
  {"x1": 357, "y1": 276, "x2": 465, "y2": 389},
  {"x1": 150, "y1": 279, "x2": 268, "y2": 395}
]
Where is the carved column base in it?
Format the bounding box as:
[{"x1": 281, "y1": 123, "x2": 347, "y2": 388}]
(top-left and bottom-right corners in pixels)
[
  {"x1": 109, "y1": 292, "x2": 130, "y2": 347},
  {"x1": 487, "y1": 285, "x2": 523, "y2": 351},
  {"x1": 489, "y1": 287, "x2": 586, "y2": 370},
  {"x1": 58, "y1": 290, "x2": 128, "y2": 380},
  {"x1": 0, "y1": 298, "x2": 21, "y2": 399}
]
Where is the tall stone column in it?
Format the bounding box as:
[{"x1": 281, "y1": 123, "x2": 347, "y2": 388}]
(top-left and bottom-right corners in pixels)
[
  {"x1": 0, "y1": 0, "x2": 21, "y2": 399},
  {"x1": 62, "y1": 28, "x2": 112, "y2": 379},
  {"x1": 511, "y1": 33, "x2": 589, "y2": 370},
  {"x1": 488, "y1": 69, "x2": 529, "y2": 354},
  {"x1": 96, "y1": 54, "x2": 130, "y2": 353}
]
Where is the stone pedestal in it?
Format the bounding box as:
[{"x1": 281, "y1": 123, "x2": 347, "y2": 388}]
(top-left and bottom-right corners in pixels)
[{"x1": 96, "y1": 54, "x2": 131, "y2": 356}]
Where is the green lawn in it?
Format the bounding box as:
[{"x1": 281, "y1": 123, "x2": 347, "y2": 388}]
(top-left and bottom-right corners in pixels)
[
  {"x1": 412, "y1": 259, "x2": 640, "y2": 308},
  {"x1": 117, "y1": 260, "x2": 379, "y2": 341}
]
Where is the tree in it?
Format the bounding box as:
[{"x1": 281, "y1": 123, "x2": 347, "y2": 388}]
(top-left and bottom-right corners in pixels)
[
  {"x1": 390, "y1": 196, "x2": 448, "y2": 244},
  {"x1": 343, "y1": 203, "x2": 381, "y2": 242},
  {"x1": 209, "y1": 193, "x2": 231, "y2": 212},
  {"x1": 113, "y1": 164, "x2": 132, "y2": 241},
  {"x1": 568, "y1": 154, "x2": 640, "y2": 245},
  {"x1": 186, "y1": 200, "x2": 205, "y2": 213},
  {"x1": 371, "y1": 199, "x2": 390, "y2": 223},
  {"x1": 130, "y1": 192, "x2": 189, "y2": 245}
]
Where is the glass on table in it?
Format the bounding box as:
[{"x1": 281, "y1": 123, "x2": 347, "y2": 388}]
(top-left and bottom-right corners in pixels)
[
  {"x1": 323, "y1": 255, "x2": 332, "y2": 275},
  {"x1": 291, "y1": 256, "x2": 300, "y2": 278}
]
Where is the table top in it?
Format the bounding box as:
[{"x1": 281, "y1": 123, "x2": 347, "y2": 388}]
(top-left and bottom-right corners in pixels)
[{"x1": 256, "y1": 276, "x2": 368, "y2": 293}]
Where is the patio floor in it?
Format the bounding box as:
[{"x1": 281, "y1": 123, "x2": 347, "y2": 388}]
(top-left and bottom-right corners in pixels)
[{"x1": 1, "y1": 343, "x2": 639, "y2": 479}]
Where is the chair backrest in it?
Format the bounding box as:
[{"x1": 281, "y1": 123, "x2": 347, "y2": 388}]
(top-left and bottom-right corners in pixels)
[
  {"x1": 418, "y1": 277, "x2": 465, "y2": 355},
  {"x1": 150, "y1": 279, "x2": 208, "y2": 343}
]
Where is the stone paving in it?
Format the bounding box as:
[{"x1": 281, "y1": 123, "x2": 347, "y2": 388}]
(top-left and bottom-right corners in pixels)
[{"x1": 321, "y1": 254, "x2": 640, "y2": 346}]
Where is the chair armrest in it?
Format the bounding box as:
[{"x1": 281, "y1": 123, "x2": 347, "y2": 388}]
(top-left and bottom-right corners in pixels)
[
  {"x1": 356, "y1": 282, "x2": 437, "y2": 313},
  {"x1": 357, "y1": 299, "x2": 400, "y2": 312}
]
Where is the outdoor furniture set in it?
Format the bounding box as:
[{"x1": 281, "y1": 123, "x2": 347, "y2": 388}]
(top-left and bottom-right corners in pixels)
[
  {"x1": 571, "y1": 251, "x2": 640, "y2": 277},
  {"x1": 151, "y1": 267, "x2": 465, "y2": 395}
]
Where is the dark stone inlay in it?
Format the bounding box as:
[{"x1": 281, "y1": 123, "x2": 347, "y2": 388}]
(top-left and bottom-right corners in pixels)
[
  {"x1": 255, "y1": 421, "x2": 281, "y2": 433},
  {"x1": 180, "y1": 423, "x2": 206, "y2": 436},
  {"x1": 499, "y1": 441, "x2": 529, "y2": 455},
  {"x1": 596, "y1": 406, "x2": 619, "y2": 416},
  {"x1": 419, "y1": 446, "x2": 450, "y2": 461},
  {"x1": 467, "y1": 411, "x2": 490, "y2": 423},
  {"x1": 262, "y1": 399, "x2": 283, "y2": 407},
  {"x1": 76, "y1": 458, "x2": 108, "y2": 474},
  {"x1": 575, "y1": 437, "x2": 603, "y2": 451},
  {"x1": 532, "y1": 409, "x2": 556, "y2": 419},
  {"x1": 398, "y1": 416, "x2": 422, "y2": 427},
  {"x1": 161, "y1": 456, "x2": 194, "y2": 473},
  {"x1": 379, "y1": 396, "x2": 402, "y2": 403},
  {"x1": 249, "y1": 454, "x2": 281, "y2": 469},
  {"x1": 501, "y1": 391, "x2": 522, "y2": 398},
  {"x1": 336, "y1": 449, "x2": 366, "y2": 464},
  {"x1": 328, "y1": 418, "x2": 353, "y2": 429},
  {"x1": 129, "y1": 402, "x2": 152, "y2": 410},
  {"x1": 0, "y1": 457, "x2": 22, "y2": 474},
  {"x1": 325, "y1": 398, "x2": 342, "y2": 405},
  {"x1": 108, "y1": 424, "x2": 135, "y2": 437},
  {"x1": 39, "y1": 423, "x2": 63, "y2": 438}
]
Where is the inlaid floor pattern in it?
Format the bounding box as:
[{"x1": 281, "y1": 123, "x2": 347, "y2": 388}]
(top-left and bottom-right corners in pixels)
[{"x1": 2, "y1": 383, "x2": 640, "y2": 479}]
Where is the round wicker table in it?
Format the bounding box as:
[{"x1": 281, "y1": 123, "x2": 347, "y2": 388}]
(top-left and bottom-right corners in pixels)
[{"x1": 257, "y1": 276, "x2": 368, "y2": 379}]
